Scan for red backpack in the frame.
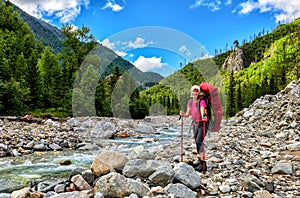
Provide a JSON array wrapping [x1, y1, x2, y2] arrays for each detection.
[[199, 82, 222, 132]]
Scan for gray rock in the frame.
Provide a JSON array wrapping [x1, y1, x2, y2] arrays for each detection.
[[91, 121, 116, 138], [271, 162, 293, 174], [123, 159, 166, 178], [148, 164, 174, 187], [174, 162, 201, 189], [134, 123, 154, 134], [242, 175, 264, 192], [50, 191, 89, 198], [94, 172, 150, 197], [219, 184, 231, 193], [128, 145, 154, 160], [165, 183, 197, 198]]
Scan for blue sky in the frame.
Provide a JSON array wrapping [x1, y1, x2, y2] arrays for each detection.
[[10, 0, 300, 76]]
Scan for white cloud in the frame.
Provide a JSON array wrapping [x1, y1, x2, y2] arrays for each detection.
[[178, 45, 192, 57], [190, 0, 221, 12], [101, 38, 115, 50], [239, 1, 259, 15], [101, 38, 127, 57], [132, 56, 165, 72], [102, 0, 124, 12], [56, 6, 81, 23], [225, 0, 232, 6], [194, 54, 213, 60], [127, 37, 153, 49], [10, 0, 90, 23], [115, 50, 127, 57], [238, 0, 300, 23]]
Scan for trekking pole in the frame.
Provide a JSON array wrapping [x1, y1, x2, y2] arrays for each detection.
[[203, 121, 206, 161], [179, 115, 184, 162]]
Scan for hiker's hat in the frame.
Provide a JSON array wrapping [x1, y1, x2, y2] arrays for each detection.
[[191, 85, 200, 93]]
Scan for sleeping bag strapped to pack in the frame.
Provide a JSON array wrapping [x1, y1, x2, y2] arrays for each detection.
[[200, 82, 222, 132]]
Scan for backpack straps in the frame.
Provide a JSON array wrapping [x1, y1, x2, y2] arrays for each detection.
[[199, 96, 208, 116], [189, 98, 200, 113]]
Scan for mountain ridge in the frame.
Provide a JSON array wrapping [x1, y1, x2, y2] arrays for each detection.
[[11, 1, 164, 83], [12, 3, 64, 53]]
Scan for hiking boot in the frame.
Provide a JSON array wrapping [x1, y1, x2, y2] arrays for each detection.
[[202, 160, 207, 172], [193, 157, 201, 166], [195, 160, 207, 172]]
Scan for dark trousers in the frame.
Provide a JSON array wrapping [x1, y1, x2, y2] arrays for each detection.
[[193, 122, 207, 153]]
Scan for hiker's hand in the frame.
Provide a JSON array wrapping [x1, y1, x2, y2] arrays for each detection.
[[202, 116, 208, 122], [180, 111, 185, 116]]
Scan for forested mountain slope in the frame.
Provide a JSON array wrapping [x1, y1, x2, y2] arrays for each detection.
[[0, 1, 162, 118], [141, 18, 300, 117], [10, 1, 163, 84], [11, 2, 64, 53]]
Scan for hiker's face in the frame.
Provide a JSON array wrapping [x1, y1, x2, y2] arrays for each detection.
[[192, 89, 199, 97]]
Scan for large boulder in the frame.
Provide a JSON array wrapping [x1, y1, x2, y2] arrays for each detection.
[[91, 151, 129, 177], [94, 172, 150, 198], [91, 121, 116, 139]]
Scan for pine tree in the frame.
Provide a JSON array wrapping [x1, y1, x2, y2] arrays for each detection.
[[59, 24, 97, 110], [95, 78, 111, 117], [25, 49, 42, 108], [73, 65, 99, 117], [236, 80, 242, 110], [37, 47, 60, 109], [226, 70, 235, 117], [0, 2, 39, 115]]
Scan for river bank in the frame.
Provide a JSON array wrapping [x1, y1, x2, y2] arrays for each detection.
[[1, 80, 300, 198]]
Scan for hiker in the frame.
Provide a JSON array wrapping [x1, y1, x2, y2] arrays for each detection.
[[180, 85, 208, 171]]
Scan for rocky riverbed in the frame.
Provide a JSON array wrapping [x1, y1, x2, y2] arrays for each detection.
[[0, 80, 300, 198]]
